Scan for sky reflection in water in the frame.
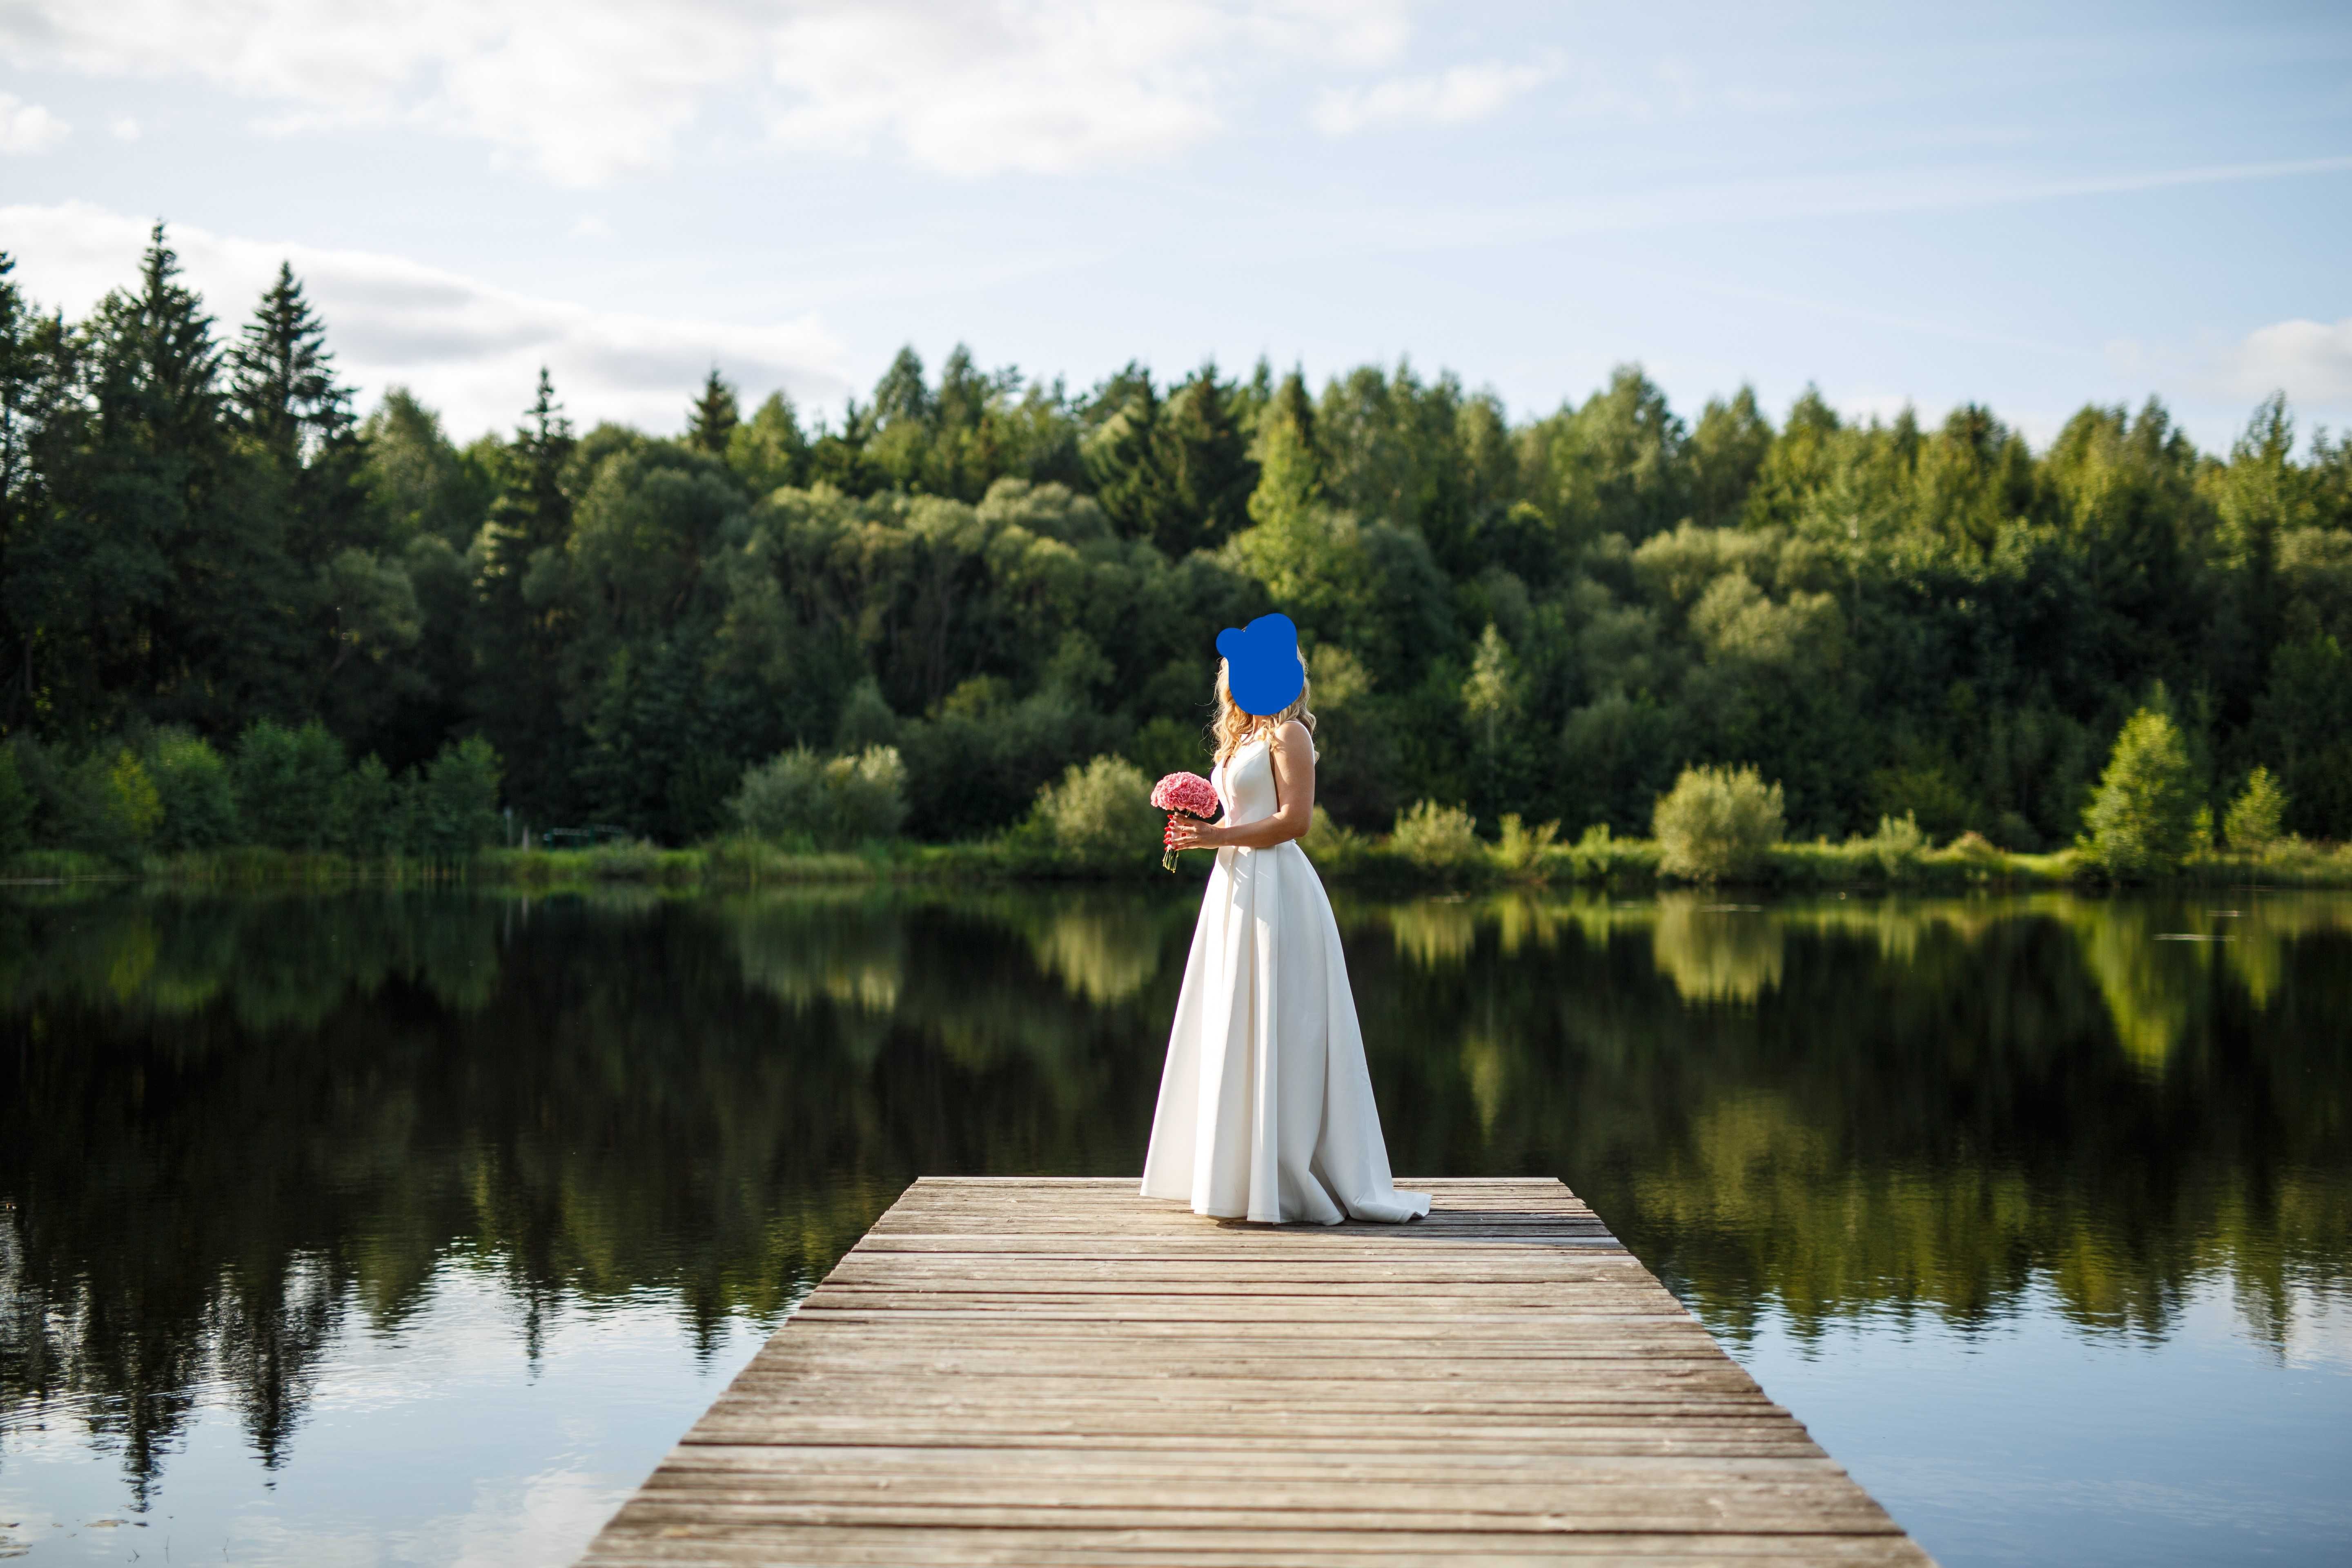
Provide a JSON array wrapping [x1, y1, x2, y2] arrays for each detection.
[[1, 886, 2346, 1565]]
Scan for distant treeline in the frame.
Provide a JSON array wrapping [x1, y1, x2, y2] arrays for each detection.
[[3, 224, 2350, 858]]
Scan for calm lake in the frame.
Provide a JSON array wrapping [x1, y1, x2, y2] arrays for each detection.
[[2, 885, 2348, 1565]]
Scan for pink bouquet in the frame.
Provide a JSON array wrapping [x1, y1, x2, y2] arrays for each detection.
[[1151, 771, 1220, 871]]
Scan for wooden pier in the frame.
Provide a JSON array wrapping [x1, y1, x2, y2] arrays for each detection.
[[579, 1177, 1935, 1566]]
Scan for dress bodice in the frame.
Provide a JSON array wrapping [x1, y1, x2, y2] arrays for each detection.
[[1212, 736, 1278, 829]]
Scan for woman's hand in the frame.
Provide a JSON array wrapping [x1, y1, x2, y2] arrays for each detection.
[[1164, 815, 1224, 852]]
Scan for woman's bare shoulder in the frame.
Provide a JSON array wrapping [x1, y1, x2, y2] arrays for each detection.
[[1271, 719, 1317, 760]]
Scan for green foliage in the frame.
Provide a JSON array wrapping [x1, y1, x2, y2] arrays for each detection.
[[1493, 813, 1559, 873], [1653, 764, 1785, 882], [5, 237, 2351, 868], [1855, 811, 1927, 882], [361, 387, 497, 548], [687, 368, 739, 456], [332, 754, 405, 857], [1123, 715, 1210, 784], [2255, 634, 2352, 840], [235, 719, 347, 851], [2223, 767, 2288, 855], [151, 733, 239, 851], [1301, 804, 1372, 871], [1034, 755, 1158, 870], [105, 750, 164, 849], [416, 735, 504, 859], [731, 745, 908, 850], [2080, 708, 2199, 878], [1391, 800, 1481, 870], [0, 746, 28, 861], [726, 391, 809, 495]]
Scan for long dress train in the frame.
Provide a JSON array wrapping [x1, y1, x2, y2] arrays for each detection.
[[1140, 733, 1429, 1224]]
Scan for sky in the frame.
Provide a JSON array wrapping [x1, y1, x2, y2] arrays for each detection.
[[1, 0, 2347, 453]]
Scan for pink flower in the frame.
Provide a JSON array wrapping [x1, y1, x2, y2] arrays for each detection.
[[1152, 771, 1219, 871], [1151, 772, 1219, 818]]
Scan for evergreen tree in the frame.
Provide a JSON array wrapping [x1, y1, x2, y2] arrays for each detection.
[[2080, 706, 2199, 877], [232, 263, 351, 469], [935, 345, 989, 434], [0, 252, 49, 734], [872, 346, 933, 428], [1162, 363, 1256, 556], [688, 368, 739, 457], [1246, 370, 1322, 531], [727, 390, 809, 494], [1688, 386, 1772, 528], [473, 369, 577, 820], [1083, 368, 1180, 546], [41, 225, 301, 733]]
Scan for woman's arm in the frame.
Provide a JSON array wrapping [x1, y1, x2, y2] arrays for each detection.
[[1165, 721, 1316, 852]]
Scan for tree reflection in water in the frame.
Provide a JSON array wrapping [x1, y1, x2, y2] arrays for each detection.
[[0, 886, 2345, 1499]]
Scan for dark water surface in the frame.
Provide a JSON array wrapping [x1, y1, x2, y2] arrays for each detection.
[[2, 886, 2347, 1565]]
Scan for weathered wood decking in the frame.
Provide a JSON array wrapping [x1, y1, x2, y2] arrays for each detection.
[[580, 1177, 1935, 1566]]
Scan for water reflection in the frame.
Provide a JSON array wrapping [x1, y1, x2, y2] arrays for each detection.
[[1343, 890, 2351, 1353], [1, 885, 2347, 1554]]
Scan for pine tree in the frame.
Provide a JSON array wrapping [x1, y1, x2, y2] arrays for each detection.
[[0, 252, 44, 731], [1163, 362, 1256, 555], [1246, 369, 1322, 531], [688, 368, 739, 457], [1082, 368, 1179, 547], [232, 263, 350, 464], [51, 224, 301, 732], [473, 369, 577, 819], [872, 346, 932, 428], [2080, 706, 2198, 877], [230, 263, 379, 734]]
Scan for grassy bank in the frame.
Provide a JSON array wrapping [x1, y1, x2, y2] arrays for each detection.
[[11, 829, 2351, 893]]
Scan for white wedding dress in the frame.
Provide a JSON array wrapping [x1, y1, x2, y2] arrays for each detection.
[[1140, 732, 1430, 1224]]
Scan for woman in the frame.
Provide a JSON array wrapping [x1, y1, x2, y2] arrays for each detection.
[[1140, 614, 1430, 1225]]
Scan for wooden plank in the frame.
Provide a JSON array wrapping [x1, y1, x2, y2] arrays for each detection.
[[577, 1178, 1935, 1567]]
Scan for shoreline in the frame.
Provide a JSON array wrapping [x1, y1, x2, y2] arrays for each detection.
[[8, 834, 2350, 893]]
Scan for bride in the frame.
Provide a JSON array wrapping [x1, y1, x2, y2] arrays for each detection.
[[1140, 614, 1430, 1225]]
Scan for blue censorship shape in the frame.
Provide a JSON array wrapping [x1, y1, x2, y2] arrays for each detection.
[[1217, 613, 1304, 716]]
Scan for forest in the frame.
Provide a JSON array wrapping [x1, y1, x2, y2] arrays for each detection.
[[3, 224, 2349, 860]]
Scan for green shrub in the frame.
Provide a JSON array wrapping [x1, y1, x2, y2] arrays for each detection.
[[151, 732, 238, 851], [235, 719, 347, 850], [0, 747, 30, 862], [105, 749, 163, 854], [1036, 754, 1158, 870], [1858, 811, 1926, 881], [732, 744, 908, 849], [1125, 715, 1210, 784], [8, 737, 91, 854], [1566, 822, 1623, 879], [2223, 766, 2288, 854], [1493, 813, 1559, 874], [1653, 764, 1784, 882], [332, 754, 405, 857], [2079, 708, 2197, 878], [1391, 801, 1481, 870], [416, 736, 504, 859], [1301, 804, 1371, 871]]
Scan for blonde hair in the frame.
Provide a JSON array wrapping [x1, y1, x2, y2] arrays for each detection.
[[1212, 655, 1316, 764]]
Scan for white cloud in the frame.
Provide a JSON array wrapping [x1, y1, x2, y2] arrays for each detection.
[[0, 203, 851, 439], [0, 91, 69, 153], [109, 114, 140, 141], [2226, 317, 2352, 406], [0, 0, 1415, 183], [1313, 56, 1558, 136]]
